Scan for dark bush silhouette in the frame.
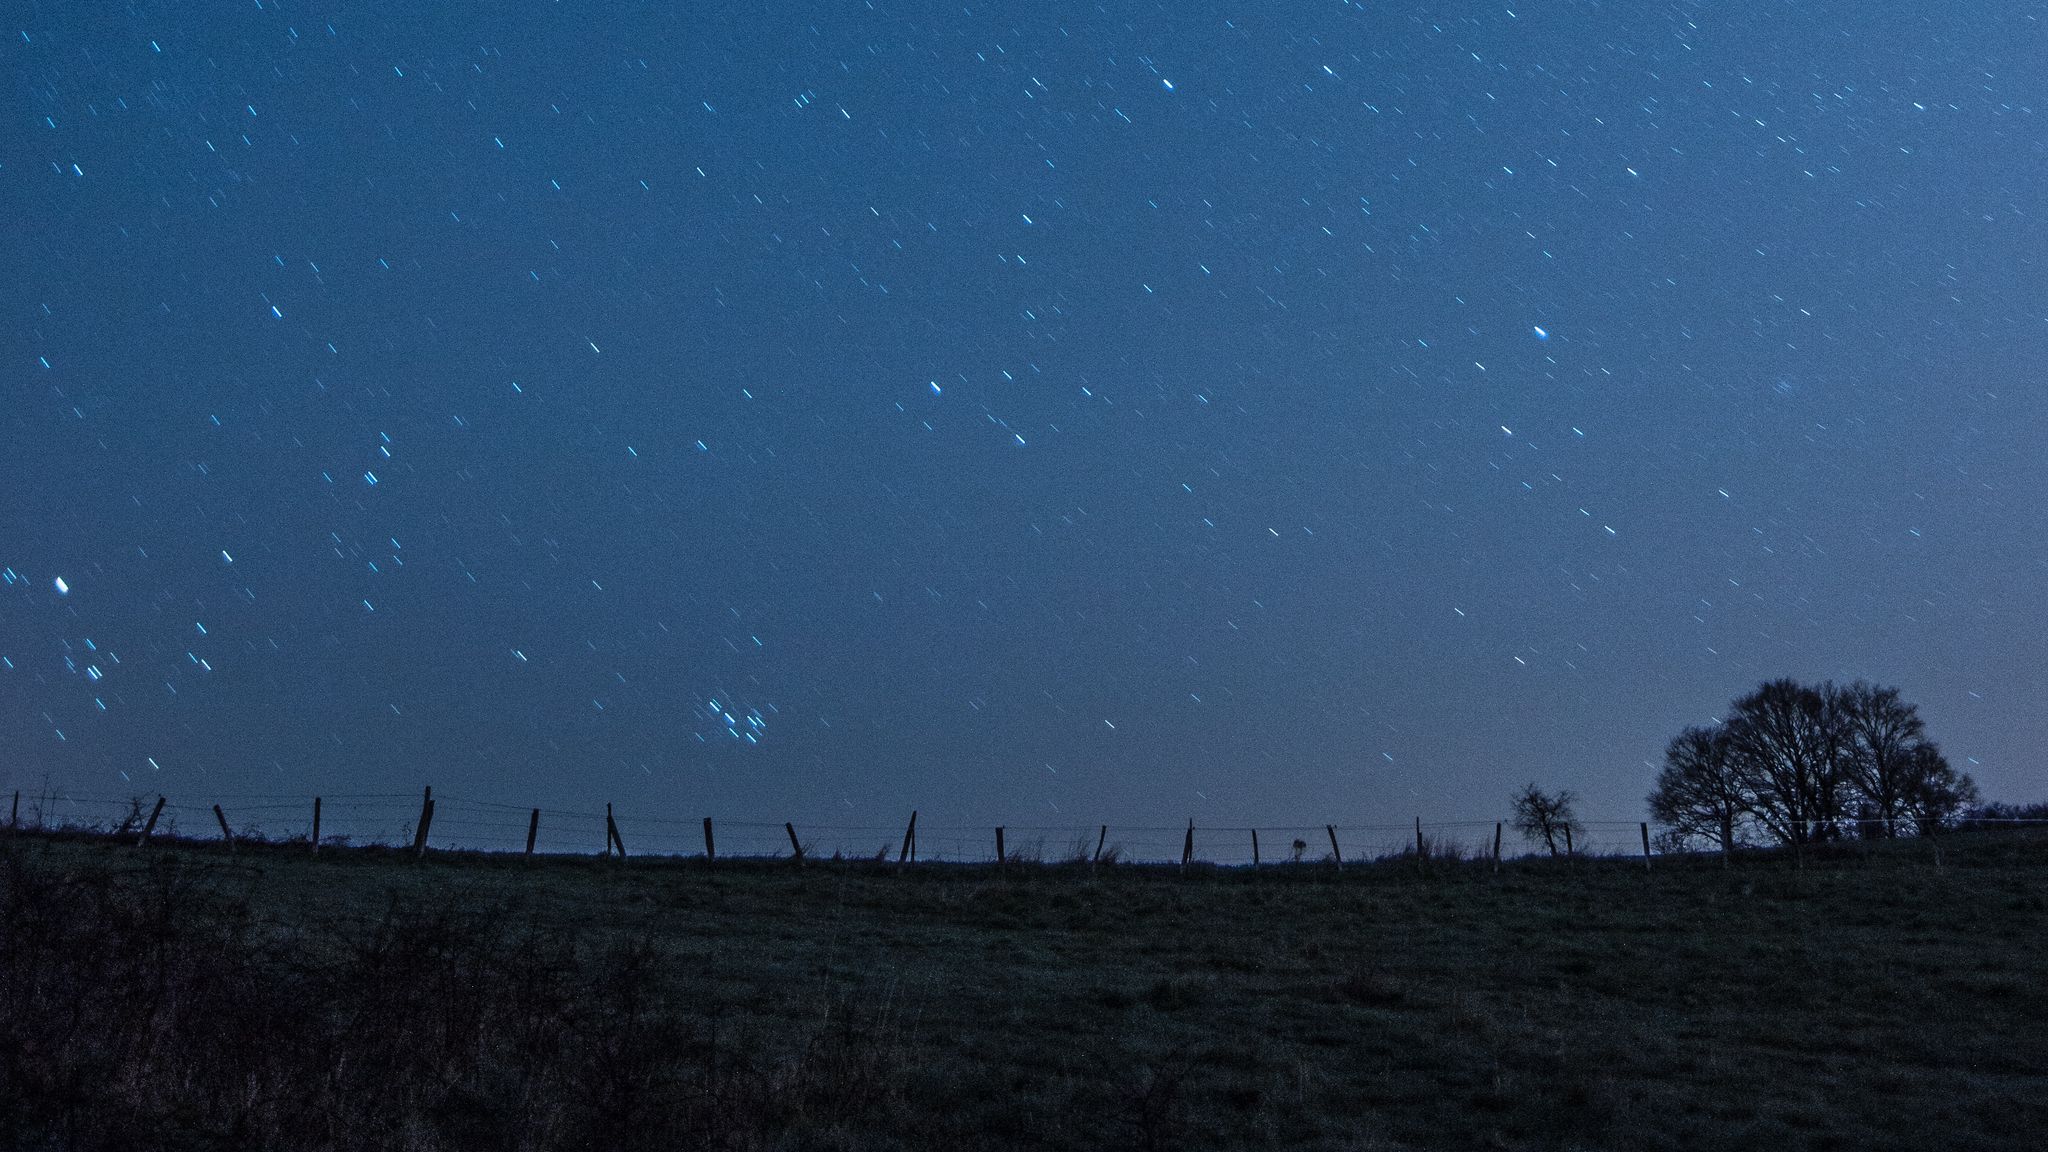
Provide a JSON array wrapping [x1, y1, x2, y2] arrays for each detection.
[[1960, 801, 2048, 834]]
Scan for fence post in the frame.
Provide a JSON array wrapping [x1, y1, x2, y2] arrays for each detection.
[[411, 787, 433, 856], [608, 805, 627, 860], [899, 810, 918, 865], [1251, 828, 1260, 868], [1640, 822, 1652, 871], [995, 826, 1006, 868], [1493, 822, 1503, 871], [786, 821, 804, 864], [1327, 824, 1343, 870], [1093, 824, 1107, 868], [525, 808, 540, 855], [702, 816, 714, 862], [213, 804, 236, 854], [1181, 819, 1194, 872], [1564, 825, 1574, 859], [1415, 816, 1426, 871], [310, 796, 321, 854], [135, 795, 166, 848]]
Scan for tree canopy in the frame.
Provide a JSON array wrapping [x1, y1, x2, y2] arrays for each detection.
[[1648, 679, 1973, 850]]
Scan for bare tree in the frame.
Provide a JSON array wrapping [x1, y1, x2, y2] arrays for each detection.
[[1900, 744, 1977, 835], [1654, 679, 1973, 849], [1648, 725, 1748, 851], [1836, 681, 1927, 838], [1510, 784, 1581, 858], [1722, 679, 1845, 846]]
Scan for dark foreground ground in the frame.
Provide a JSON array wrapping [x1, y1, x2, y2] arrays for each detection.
[[4, 829, 2046, 1151]]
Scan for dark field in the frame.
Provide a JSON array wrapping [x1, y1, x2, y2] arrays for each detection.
[[5, 830, 2046, 1151]]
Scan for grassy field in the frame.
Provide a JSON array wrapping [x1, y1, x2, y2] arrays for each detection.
[[5, 829, 2046, 1151]]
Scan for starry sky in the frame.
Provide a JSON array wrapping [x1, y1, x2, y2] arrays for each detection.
[[5, 1, 2044, 844]]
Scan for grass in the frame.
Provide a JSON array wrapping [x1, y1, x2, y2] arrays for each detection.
[[4, 827, 2046, 1150]]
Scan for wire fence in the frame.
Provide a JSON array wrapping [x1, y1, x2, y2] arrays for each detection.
[[5, 786, 2042, 867]]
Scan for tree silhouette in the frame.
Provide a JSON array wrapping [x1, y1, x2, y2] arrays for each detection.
[[1651, 679, 1973, 848], [1648, 725, 1747, 851], [1510, 784, 1581, 857], [1900, 744, 1978, 835], [1721, 679, 1844, 846]]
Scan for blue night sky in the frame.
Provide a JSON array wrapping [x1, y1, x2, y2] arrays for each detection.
[[4, 1, 2044, 842]]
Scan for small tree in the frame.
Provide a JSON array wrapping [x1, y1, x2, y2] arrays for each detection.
[[1511, 784, 1581, 858]]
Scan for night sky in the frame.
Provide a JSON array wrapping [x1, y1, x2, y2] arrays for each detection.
[[6, 1, 2045, 849]]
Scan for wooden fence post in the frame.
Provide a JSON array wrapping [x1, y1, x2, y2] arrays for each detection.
[[1181, 819, 1194, 872], [702, 816, 714, 862], [310, 796, 321, 854], [213, 804, 236, 854], [411, 787, 433, 855], [1327, 824, 1343, 869], [135, 795, 166, 848], [1415, 816, 1426, 870], [1251, 828, 1260, 868], [1564, 825, 1574, 858], [995, 826, 1006, 867], [785, 821, 804, 864], [1493, 822, 1503, 871], [1640, 822, 1652, 871], [525, 808, 540, 855], [1093, 824, 1107, 868], [899, 810, 918, 865], [607, 805, 627, 860]]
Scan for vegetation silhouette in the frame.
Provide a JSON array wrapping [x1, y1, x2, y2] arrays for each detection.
[[1650, 679, 1975, 851]]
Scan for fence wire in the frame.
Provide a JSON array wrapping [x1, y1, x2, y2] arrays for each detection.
[[4, 786, 2040, 866]]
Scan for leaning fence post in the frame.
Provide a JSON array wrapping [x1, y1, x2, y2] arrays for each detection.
[[702, 816, 714, 862], [525, 808, 540, 855], [135, 795, 166, 848], [785, 821, 804, 864], [607, 805, 627, 860], [1564, 825, 1574, 858], [310, 796, 322, 854], [1493, 822, 1503, 871], [1251, 828, 1260, 868], [411, 787, 434, 855], [1181, 819, 1195, 872], [1093, 824, 1107, 868], [213, 804, 236, 854], [1327, 824, 1343, 870], [995, 826, 1006, 867], [1640, 822, 1652, 871], [899, 810, 918, 865]]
